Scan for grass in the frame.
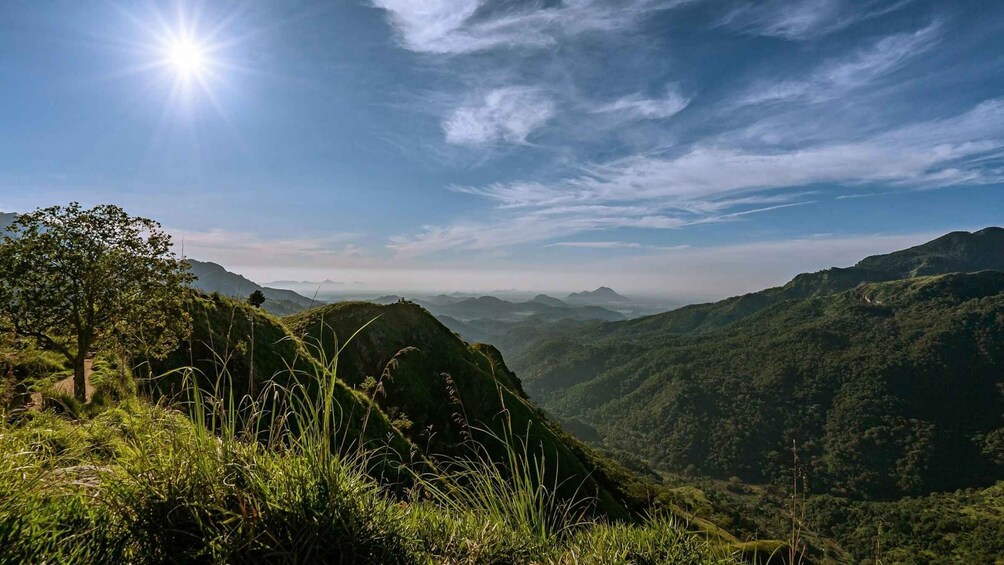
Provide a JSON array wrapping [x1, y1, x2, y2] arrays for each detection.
[[0, 333, 745, 564]]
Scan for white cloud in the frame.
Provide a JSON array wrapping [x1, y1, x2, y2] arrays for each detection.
[[592, 86, 691, 120], [740, 22, 941, 105], [443, 87, 556, 145], [720, 0, 912, 41], [396, 99, 1004, 255], [387, 203, 701, 256], [457, 98, 1004, 208], [372, 0, 692, 55], [169, 228, 371, 270], [546, 241, 691, 250]]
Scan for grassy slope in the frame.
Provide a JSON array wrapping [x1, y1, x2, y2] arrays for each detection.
[[147, 292, 415, 465], [185, 259, 319, 316], [285, 301, 656, 521], [0, 401, 743, 564]]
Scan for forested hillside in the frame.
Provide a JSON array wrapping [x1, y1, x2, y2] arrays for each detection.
[[519, 272, 1004, 499], [152, 294, 660, 519]]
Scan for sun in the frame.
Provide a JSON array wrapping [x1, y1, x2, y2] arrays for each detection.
[[168, 38, 205, 77], [165, 36, 208, 81]]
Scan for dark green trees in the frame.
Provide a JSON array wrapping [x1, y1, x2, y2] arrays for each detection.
[[248, 289, 267, 308]]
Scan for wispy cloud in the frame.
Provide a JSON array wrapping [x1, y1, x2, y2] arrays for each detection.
[[463, 98, 1004, 206], [592, 85, 691, 120], [372, 0, 693, 55], [739, 22, 941, 105], [443, 86, 556, 145], [720, 0, 912, 41], [546, 241, 691, 250], [394, 98, 1004, 255], [169, 228, 371, 269]]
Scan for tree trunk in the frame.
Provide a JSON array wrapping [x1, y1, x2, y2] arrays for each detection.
[[73, 355, 87, 403]]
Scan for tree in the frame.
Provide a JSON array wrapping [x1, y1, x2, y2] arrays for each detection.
[[0, 203, 193, 402], [248, 289, 267, 308]]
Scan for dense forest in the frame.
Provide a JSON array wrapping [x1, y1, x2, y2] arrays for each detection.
[[519, 272, 1004, 498], [507, 229, 1004, 561]]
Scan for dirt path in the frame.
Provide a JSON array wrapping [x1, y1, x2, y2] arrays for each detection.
[[51, 358, 95, 402]]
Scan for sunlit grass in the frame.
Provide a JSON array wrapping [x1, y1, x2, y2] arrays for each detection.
[[0, 326, 743, 564]]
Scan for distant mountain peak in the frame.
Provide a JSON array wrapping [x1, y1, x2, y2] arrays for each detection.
[[567, 286, 630, 304]]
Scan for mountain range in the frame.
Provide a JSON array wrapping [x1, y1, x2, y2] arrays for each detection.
[[603, 227, 1004, 338], [184, 259, 320, 316], [511, 228, 1004, 502]]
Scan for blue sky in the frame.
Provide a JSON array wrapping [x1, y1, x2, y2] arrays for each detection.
[[1, 0, 1002, 298]]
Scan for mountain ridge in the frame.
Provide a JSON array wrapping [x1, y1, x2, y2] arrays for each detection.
[[184, 258, 320, 316], [605, 227, 1004, 338]]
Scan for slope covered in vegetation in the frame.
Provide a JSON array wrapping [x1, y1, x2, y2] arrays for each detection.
[[186, 259, 319, 316], [146, 292, 412, 461], [285, 300, 653, 519], [518, 272, 1004, 500], [602, 227, 1004, 338], [0, 292, 763, 564], [1, 397, 745, 564]]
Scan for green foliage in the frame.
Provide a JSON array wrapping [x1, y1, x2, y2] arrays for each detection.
[[669, 473, 1004, 564], [286, 301, 658, 520], [185, 258, 317, 316], [147, 291, 414, 468], [598, 227, 1004, 339], [518, 273, 1004, 500], [0, 203, 192, 401], [0, 370, 739, 564], [248, 289, 267, 308], [0, 336, 66, 411]]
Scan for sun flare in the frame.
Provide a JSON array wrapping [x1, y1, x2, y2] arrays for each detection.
[[166, 37, 207, 80]]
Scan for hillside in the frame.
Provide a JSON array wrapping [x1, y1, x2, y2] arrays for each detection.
[[2, 293, 763, 562], [607, 227, 1004, 338], [284, 300, 649, 519], [856, 226, 1004, 276], [185, 259, 319, 316], [517, 272, 1004, 501], [146, 292, 413, 464]]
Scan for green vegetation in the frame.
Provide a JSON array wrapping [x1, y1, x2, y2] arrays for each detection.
[[655, 474, 1004, 564], [0, 203, 192, 401], [601, 227, 1004, 338], [285, 300, 656, 520], [509, 228, 1004, 562], [519, 272, 1004, 498], [4, 204, 1001, 562], [0, 336, 744, 564], [0, 275, 758, 562]]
